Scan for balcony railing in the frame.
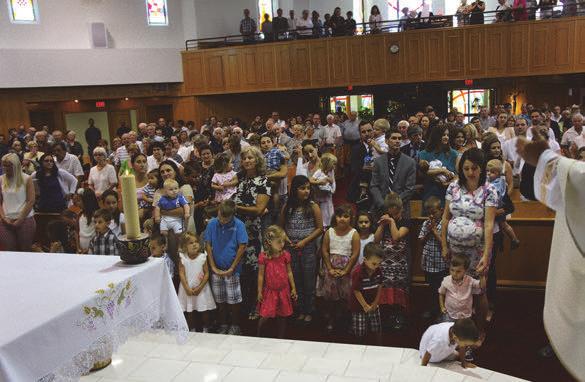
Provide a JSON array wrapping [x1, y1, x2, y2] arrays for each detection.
[[185, 5, 570, 50]]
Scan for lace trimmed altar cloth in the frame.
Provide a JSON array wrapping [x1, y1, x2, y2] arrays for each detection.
[[0, 252, 188, 381]]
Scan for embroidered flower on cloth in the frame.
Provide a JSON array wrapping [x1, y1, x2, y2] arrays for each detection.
[[77, 279, 136, 331]]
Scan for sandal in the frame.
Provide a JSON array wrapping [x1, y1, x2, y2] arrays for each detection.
[[248, 311, 260, 320], [304, 315, 312, 323], [296, 314, 306, 321]]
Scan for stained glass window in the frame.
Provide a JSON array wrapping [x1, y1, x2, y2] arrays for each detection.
[[146, 0, 168, 26], [258, 0, 272, 21], [448, 89, 493, 122], [8, 0, 37, 23]]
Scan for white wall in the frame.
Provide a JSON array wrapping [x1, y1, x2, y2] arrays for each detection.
[[0, 0, 189, 88], [192, 0, 256, 39]]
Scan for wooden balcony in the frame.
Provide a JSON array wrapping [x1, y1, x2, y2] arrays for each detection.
[[181, 16, 585, 96]]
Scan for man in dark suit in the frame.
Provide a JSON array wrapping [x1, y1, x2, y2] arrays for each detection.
[[400, 125, 425, 162], [370, 127, 416, 217], [348, 121, 373, 203]]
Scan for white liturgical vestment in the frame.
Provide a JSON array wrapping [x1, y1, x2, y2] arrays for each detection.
[[534, 149, 585, 380]]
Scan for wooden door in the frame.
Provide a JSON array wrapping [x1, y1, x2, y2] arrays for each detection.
[[146, 104, 173, 125], [109, 110, 131, 139]]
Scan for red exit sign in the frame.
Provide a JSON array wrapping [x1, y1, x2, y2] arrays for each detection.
[[95, 101, 106, 108]]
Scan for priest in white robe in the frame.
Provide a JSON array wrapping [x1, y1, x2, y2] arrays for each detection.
[[516, 129, 585, 380]]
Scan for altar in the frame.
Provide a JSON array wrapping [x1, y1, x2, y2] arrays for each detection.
[[0, 252, 188, 381]]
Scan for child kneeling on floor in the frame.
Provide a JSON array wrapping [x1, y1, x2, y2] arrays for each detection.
[[419, 318, 480, 369]]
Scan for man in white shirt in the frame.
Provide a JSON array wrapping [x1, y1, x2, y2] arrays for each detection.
[[296, 10, 313, 37], [397, 120, 410, 147], [232, 127, 250, 148], [271, 111, 286, 129], [561, 113, 584, 152], [115, 133, 131, 166], [53, 141, 84, 183], [321, 114, 342, 147], [287, 10, 297, 32], [478, 107, 495, 132], [342, 111, 361, 145]]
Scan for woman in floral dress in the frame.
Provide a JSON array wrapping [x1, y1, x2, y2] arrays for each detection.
[[440, 148, 497, 328], [233, 146, 271, 319]]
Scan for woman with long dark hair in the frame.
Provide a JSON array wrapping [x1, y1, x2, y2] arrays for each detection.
[[369, 5, 382, 33], [419, 126, 460, 203], [279, 175, 323, 323], [33, 153, 78, 213]]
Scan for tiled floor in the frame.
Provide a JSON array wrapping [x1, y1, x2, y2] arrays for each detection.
[[81, 331, 528, 382]]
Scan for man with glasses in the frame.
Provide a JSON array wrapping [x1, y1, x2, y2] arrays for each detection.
[[53, 141, 84, 184]]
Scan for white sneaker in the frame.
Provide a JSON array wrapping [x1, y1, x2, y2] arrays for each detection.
[[217, 325, 229, 334], [227, 325, 241, 335]]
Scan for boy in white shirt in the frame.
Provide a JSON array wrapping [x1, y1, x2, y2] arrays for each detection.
[[419, 318, 480, 369]]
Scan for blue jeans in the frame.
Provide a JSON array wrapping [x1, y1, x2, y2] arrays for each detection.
[[290, 246, 317, 315]]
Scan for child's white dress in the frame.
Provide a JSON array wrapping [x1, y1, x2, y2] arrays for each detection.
[[177, 252, 217, 313]]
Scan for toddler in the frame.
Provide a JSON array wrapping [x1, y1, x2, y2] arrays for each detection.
[[178, 232, 216, 332], [419, 318, 480, 369], [319, 204, 360, 331], [439, 254, 485, 321], [211, 152, 238, 202], [102, 189, 125, 239], [349, 243, 384, 343], [139, 169, 159, 216], [257, 226, 297, 338], [311, 152, 337, 227], [77, 188, 99, 254], [88, 209, 119, 256], [154, 179, 191, 235], [375, 192, 410, 330], [260, 135, 287, 221], [486, 159, 520, 248], [149, 233, 175, 279], [418, 196, 449, 318], [419, 159, 455, 186]]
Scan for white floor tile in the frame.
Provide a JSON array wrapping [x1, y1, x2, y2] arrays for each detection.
[[344, 359, 394, 379], [260, 353, 308, 371], [432, 368, 466, 382], [436, 362, 494, 380], [79, 376, 102, 382], [133, 330, 177, 344], [363, 346, 404, 363], [115, 340, 159, 357], [487, 372, 526, 382], [182, 346, 230, 363], [188, 332, 228, 348], [288, 340, 330, 358], [323, 343, 366, 361], [254, 337, 295, 354], [218, 335, 260, 350], [147, 343, 195, 360], [327, 376, 379, 382], [91, 355, 145, 379], [400, 348, 422, 366], [464, 376, 486, 382], [172, 362, 233, 382], [275, 371, 327, 382], [302, 357, 349, 376], [220, 349, 269, 367], [223, 367, 279, 382], [388, 364, 438, 382], [127, 358, 189, 381]]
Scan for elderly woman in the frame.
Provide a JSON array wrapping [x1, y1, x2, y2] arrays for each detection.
[[88, 147, 117, 198], [441, 148, 497, 329], [233, 146, 271, 320], [0, 153, 36, 251], [33, 153, 78, 213]]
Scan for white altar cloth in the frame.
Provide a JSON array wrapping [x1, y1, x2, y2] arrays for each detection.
[[0, 252, 188, 382]]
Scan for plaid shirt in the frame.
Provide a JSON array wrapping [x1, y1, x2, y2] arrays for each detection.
[[264, 147, 285, 171], [240, 17, 257, 34], [89, 229, 120, 256], [418, 219, 448, 273]]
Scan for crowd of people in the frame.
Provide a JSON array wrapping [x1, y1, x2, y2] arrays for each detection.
[[235, 1, 579, 43], [1, 101, 583, 367]]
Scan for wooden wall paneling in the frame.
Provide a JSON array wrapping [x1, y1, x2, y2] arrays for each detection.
[[223, 49, 242, 91], [347, 37, 367, 85], [257, 46, 276, 89], [443, 28, 465, 80], [203, 50, 226, 93], [465, 26, 486, 77], [0, 98, 29, 136], [574, 19, 585, 71], [403, 31, 426, 81], [485, 24, 508, 77], [182, 52, 205, 94], [290, 42, 311, 87], [529, 22, 550, 73], [508, 23, 530, 74], [309, 39, 330, 88], [241, 50, 259, 89], [365, 34, 387, 84], [274, 44, 293, 88], [328, 38, 349, 86], [425, 31, 445, 81], [173, 96, 197, 122], [552, 20, 574, 71], [385, 34, 404, 83]]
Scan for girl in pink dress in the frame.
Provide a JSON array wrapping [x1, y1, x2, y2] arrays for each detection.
[[257, 225, 297, 338]]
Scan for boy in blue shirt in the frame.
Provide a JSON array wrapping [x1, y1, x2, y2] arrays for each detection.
[[154, 179, 190, 236], [204, 200, 248, 335]]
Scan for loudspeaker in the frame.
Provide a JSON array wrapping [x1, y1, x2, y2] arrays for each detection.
[[90, 22, 108, 48]]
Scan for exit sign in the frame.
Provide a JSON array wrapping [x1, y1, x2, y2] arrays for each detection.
[[96, 101, 106, 108], [464, 79, 474, 86]]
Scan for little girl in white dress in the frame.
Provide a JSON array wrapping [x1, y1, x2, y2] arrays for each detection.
[[177, 232, 216, 332]]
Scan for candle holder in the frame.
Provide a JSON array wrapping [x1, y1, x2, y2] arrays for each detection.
[[117, 233, 151, 264]]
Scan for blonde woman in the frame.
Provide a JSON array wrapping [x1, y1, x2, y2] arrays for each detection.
[[0, 153, 36, 251]]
